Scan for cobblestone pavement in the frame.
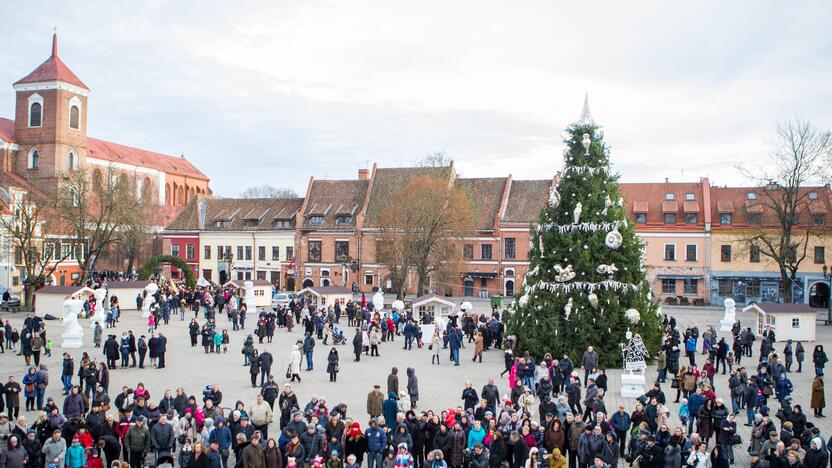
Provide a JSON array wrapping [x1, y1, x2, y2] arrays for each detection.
[[0, 306, 828, 466]]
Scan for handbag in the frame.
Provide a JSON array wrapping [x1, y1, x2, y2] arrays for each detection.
[[285, 366, 291, 379], [428, 344, 433, 350], [762, 385, 773, 396], [731, 434, 742, 445], [671, 379, 679, 389]]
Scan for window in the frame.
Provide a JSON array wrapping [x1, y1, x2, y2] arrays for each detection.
[[68, 151, 77, 171], [505, 269, 515, 277], [186, 244, 194, 260], [272, 246, 279, 261], [309, 215, 324, 226], [791, 317, 800, 328], [204, 245, 211, 259], [748, 213, 761, 225], [664, 213, 677, 224], [308, 241, 322, 262], [286, 246, 294, 260], [171, 244, 180, 257], [504, 238, 516, 259], [14, 246, 22, 265], [463, 244, 473, 260], [808, 191, 818, 200], [273, 219, 293, 229], [664, 193, 675, 201], [720, 213, 732, 225], [746, 192, 757, 200], [245, 246, 252, 260], [718, 279, 733, 296], [815, 246, 825, 264], [661, 279, 675, 294], [243, 219, 259, 228], [685, 244, 697, 261], [226, 246, 231, 258], [335, 241, 350, 262], [746, 280, 760, 297], [481, 244, 493, 260], [335, 215, 352, 226], [685, 213, 698, 224], [69, 105, 80, 130], [364, 274, 374, 286], [256, 271, 266, 280], [217, 246, 223, 259], [664, 244, 676, 261], [720, 245, 732, 262], [812, 214, 825, 226], [635, 213, 647, 224], [258, 246, 266, 261], [480, 277, 488, 287], [237, 246, 243, 260], [27, 149, 39, 169], [320, 269, 330, 277], [750, 245, 761, 263], [685, 193, 695, 201], [683, 279, 697, 295], [29, 100, 42, 127]]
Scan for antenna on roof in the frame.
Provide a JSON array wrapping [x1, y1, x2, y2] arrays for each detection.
[[180, 153, 185, 159]]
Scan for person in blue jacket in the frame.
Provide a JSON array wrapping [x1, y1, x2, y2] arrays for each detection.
[[383, 392, 398, 429], [364, 418, 387, 468], [448, 330, 461, 366], [209, 417, 233, 468]]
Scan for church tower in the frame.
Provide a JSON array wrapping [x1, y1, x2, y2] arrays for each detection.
[[13, 33, 88, 180]]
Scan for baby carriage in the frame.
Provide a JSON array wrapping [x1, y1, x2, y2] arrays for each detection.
[[331, 325, 347, 345]]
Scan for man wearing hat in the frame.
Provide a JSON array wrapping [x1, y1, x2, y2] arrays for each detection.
[[366, 385, 383, 419], [41, 429, 66, 468], [124, 415, 150, 468]]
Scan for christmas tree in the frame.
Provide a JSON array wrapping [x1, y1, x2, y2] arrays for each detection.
[[506, 97, 662, 368]]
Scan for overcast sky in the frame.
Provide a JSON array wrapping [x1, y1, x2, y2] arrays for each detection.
[[1, 1, 830, 196]]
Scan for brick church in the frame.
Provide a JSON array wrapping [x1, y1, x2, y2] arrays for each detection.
[[0, 34, 211, 288]]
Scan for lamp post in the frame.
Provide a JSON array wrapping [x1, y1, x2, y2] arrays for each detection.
[[823, 265, 832, 325]]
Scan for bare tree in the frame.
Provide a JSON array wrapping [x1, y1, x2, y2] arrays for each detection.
[[739, 118, 831, 302], [415, 151, 453, 168], [239, 185, 298, 198], [57, 167, 142, 284], [378, 175, 472, 297], [0, 191, 72, 306]]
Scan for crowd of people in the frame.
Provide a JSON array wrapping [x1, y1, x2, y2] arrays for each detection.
[[0, 278, 830, 468]]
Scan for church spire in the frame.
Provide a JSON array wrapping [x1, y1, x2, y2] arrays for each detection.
[[52, 30, 58, 57], [578, 92, 594, 125]]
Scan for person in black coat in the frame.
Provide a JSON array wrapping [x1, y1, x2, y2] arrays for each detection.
[[327, 348, 339, 382], [156, 333, 167, 368], [509, 431, 529, 468], [103, 336, 119, 369], [259, 349, 273, 384], [248, 350, 260, 387], [352, 329, 363, 362]]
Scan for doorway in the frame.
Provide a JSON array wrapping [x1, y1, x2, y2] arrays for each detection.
[[463, 278, 474, 297], [809, 282, 830, 308]]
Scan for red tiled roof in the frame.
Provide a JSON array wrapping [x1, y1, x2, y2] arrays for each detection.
[[710, 186, 832, 228], [0, 118, 15, 144], [620, 182, 704, 227], [502, 179, 550, 223], [14, 34, 89, 91], [457, 177, 508, 231], [87, 138, 208, 180]]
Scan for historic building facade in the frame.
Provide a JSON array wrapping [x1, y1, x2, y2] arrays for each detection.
[[0, 34, 211, 291]]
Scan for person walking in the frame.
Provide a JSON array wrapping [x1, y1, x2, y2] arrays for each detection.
[[249, 349, 261, 387], [288, 346, 302, 383], [431, 333, 441, 365], [259, 348, 274, 385], [406, 368, 419, 410], [303, 334, 316, 371], [580, 347, 598, 388], [813, 345, 828, 376], [472, 332, 484, 363], [796, 342, 805, 372], [811, 375, 825, 417], [327, 348, 340, 382], [352, 329, 363, 362]]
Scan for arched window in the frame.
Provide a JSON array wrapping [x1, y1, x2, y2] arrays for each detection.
[[69, 105, 80, 130], [28, 93, 44, 128], [92, 169, 103, 189], [68, 151, 77, 170], [27, 149, 39, 169], [29, 102, 42, 127]]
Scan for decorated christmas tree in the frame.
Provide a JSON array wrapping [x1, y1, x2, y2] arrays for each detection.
[[506, 97, 662, 368]]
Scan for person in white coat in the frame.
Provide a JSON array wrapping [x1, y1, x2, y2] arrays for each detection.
[[289, 345, 302, 383]]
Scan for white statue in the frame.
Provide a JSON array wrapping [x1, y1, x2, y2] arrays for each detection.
[[720, 298, 736, 332], [90, 288, 107, 329], [244, 281, 257, 312], [142, 282, 159, 319], [61, 299, 85, 348], [620, 332, 648, 398], [573, 202, 582, 224], [563, 298, 573, 321], [372, 292, 385, 311]]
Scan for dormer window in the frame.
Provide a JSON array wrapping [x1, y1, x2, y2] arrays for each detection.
[[28, 93, 43, 128], [746, 192, 757, 200], [243, 219, 259, 228], [664, 193, 675, 201], [335, 215, 352, 226], [215, 220, 231, 228], [273, 219, 294, 229], [685, 193, 695, 201], [309, 215, 324, 226], [808, 191, 818, 200]]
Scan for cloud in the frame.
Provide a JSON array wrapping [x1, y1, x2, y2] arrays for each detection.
[[0, 0, 830, 196]]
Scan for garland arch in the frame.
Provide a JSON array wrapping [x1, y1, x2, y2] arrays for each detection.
[[137, 255, 196, 288]]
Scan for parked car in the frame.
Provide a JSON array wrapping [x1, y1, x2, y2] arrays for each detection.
[[271, 292, 293, 310]]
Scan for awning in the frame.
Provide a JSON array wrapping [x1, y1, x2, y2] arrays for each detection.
[[717, 201, 735, 212], [462, 272, 498, 279], [745, 202, 764, 213], [633, 201, 649, 212], [809, 200, 829, 214], [662, 201, 678, 213], [656, 274, 704, 280], [683, 201, 700, 213]]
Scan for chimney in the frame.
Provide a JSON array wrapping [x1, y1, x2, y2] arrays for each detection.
[[358, 169, 370, 180], [664, 177, 669, 183]]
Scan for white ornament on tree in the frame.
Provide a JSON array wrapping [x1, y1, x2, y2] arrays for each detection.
[[605, 227, 623, 249], [573, 202, 582, 224], [588, 292, 599, 309], [548, 187, 560, 207], [596, 264, 619, 276], [601, 195, 612, 215], [625, 308, 641, 324], [563, 298, 573, 320], [552, 264, 576, 282], [582, 133, 591, 155]]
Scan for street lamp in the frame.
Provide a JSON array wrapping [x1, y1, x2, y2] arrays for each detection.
[[823, 265, 832, 325]]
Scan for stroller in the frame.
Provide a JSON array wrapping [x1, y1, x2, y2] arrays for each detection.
[[331, 325, 347, 345]]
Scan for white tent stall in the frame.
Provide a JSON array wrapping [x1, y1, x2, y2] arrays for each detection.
[[35, 286, 96, 317], [224, 280, 274, 309], [298, 286, 352, 308], [742, 302, 817, 342], [107, 281, 151, 311]]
